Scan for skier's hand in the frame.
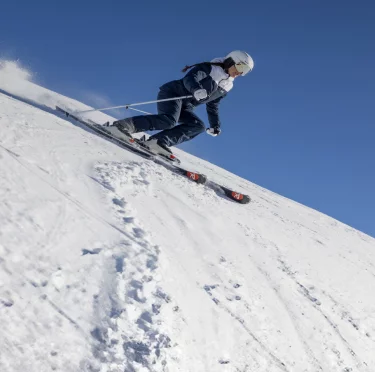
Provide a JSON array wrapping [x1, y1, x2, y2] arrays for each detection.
[[206, 126, 221, 137], [193, 89, 208, 101]]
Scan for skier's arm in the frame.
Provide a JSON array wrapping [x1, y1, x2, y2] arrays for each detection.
[[206, 96, 223, 128], [182, 64, 212, 93]]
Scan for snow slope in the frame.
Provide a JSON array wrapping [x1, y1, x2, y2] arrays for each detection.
[[1, 61, 375, 372]]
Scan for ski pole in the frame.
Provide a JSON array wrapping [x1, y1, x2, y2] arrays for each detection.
[[76, 95, 193, 114], [128, 107, 153, 115]]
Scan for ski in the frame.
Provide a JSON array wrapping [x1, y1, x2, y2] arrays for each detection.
[[55, 106, 250, 204], [56, 106, 207, 185], [213, 185, 251, 204]]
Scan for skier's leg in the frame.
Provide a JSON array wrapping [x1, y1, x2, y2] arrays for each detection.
[[110, 90, 182, 135], [148, 109, 205, 147]]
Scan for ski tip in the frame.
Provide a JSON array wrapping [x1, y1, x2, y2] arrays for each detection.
[[240, 195, 251, 204], [197, 174, 207, 184], [229, 191, 251, 204]]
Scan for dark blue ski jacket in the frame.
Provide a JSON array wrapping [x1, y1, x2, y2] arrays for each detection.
[[159, 58, 234, 128]]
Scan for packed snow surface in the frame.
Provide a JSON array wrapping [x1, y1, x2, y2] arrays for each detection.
[[1, 61, 374, 372]]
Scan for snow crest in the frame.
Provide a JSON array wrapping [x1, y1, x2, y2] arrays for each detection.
[[0, 60, 33, 82]]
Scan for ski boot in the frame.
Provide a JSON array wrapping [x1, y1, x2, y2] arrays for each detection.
[[144, 138, 173, 158], [104, 118, 135, 143]]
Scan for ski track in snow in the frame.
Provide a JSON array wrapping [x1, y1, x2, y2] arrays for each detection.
[[0, 135, 173, 370], [1, 69, 375, 372], [85, 161, 174, 371]]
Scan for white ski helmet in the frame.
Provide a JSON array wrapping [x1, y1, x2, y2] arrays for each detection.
[[225, 50, 254, 75]]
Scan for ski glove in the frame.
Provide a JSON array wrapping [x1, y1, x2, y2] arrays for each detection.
[[193, 89, 208, 101], [206, 126, 221, 137]]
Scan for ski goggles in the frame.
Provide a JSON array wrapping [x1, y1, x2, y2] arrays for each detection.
[[235, 62, 252, 76]]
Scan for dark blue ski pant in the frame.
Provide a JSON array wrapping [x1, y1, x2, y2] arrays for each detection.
[[126, 89, 206, 147]]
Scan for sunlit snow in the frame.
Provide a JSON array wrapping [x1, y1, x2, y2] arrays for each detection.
[[0, 61, 374, 372]]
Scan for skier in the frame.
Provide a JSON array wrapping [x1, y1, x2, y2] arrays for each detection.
[[106, 50, 254, 156]]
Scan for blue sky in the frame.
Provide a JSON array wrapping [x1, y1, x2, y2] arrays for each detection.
[[1, 0, 374, 237]]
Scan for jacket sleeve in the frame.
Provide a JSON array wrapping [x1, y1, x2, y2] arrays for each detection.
[[182, 64, 212, 94], [206, 96, 224, 128]]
